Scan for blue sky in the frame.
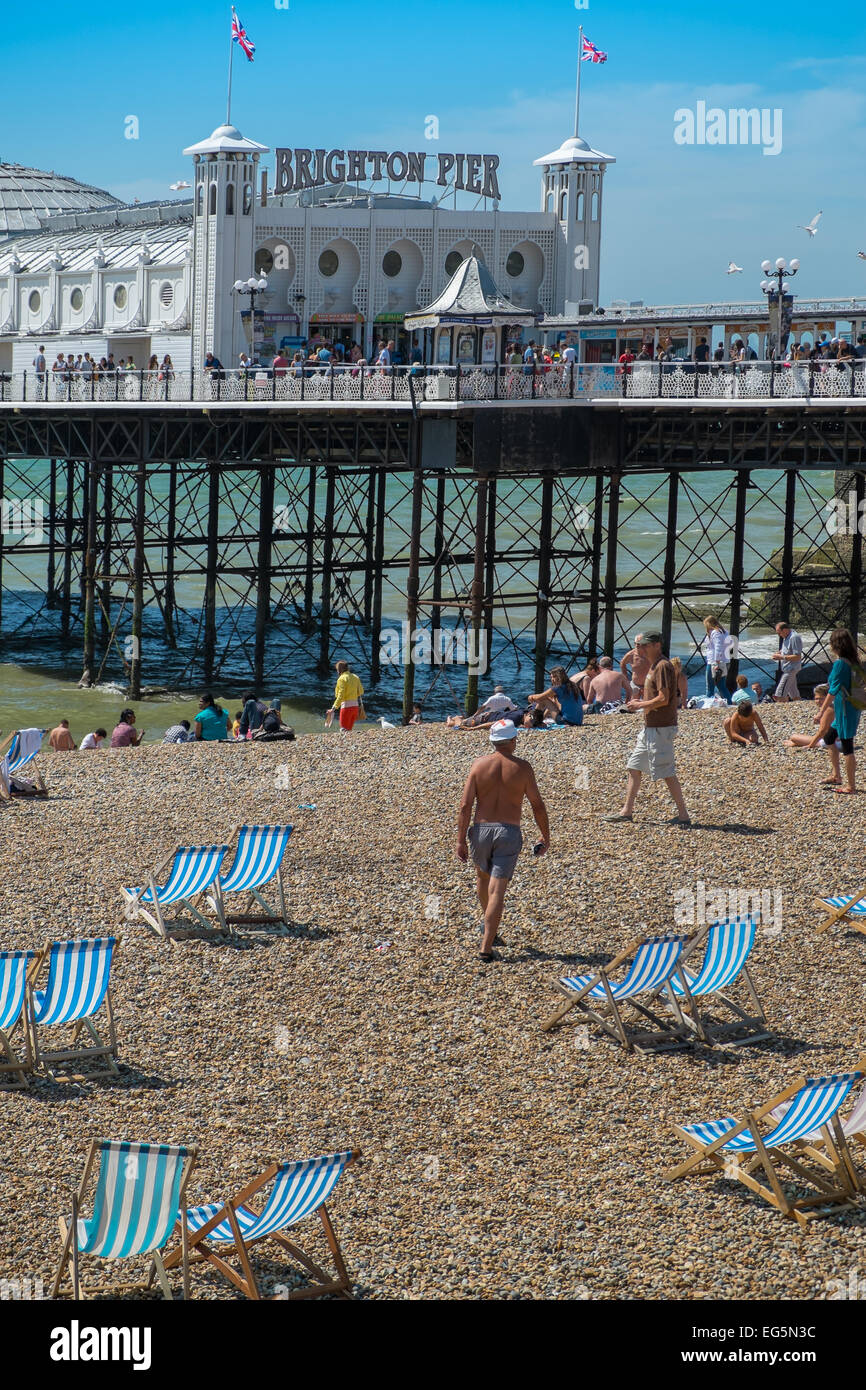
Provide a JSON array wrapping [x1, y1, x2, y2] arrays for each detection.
[[6, 0, 865, 303]]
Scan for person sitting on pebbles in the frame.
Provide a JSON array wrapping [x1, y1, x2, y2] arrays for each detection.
[[783, 685, 837, 751], [723, 700, 770, 747]]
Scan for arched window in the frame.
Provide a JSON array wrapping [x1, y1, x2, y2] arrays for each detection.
[[209, 182, 217, 216], [591, 191, 599, 221], [559, 192, 568, 222], [226, 183, 234, 215], [545, 191, 553, 214], [242, 183, 253, 215], [576, 191, 585, 221], [196, 184, 204, 217]]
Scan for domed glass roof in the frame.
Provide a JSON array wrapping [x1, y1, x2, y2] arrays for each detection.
[[0, 163, 122, 237]]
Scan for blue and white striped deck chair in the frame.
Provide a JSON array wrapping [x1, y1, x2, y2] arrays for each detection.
[[212, 824, 293, 929], [542, 932, 691, 1052], [661, 917, 768, 1045], [121, 844, 229, 937], [666, 1068, 866, 1226], [814, 888, 866, 936], [28, 937, 119, 1077], [164, 1149, 360, 1299], [52, 1139, 197, 1299], [0, 950, 36, 1087], [0, 728, 47, 799]]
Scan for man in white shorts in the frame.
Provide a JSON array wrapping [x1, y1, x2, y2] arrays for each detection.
[[603, 632, 691, 827]]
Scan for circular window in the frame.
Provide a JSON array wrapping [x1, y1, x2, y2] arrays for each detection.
[[28, 290, 41, 313], [160, 282, 174, 309], [382, 250, 402, 278], [445, 251, 464, 277], [318, 248, 339, 278], [70, 288, 83, 311], [113, 284, 128, 310], [506, 250, 525, 279], [255, 247, 274, 275]]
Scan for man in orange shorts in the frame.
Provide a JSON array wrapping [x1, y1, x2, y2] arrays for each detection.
[[325, 659, 364, 732]]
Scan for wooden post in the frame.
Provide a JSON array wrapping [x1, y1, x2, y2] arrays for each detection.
[[82, 458, 99, 681], [61, 458, 75, 641], [586, 472, 605, 656], [47, 458, 57, 607], [317, 466, 335, 674], [303, 464, 316, 629], [254, 463, 275, 686], [465, 472, 488, 715], [533, 472, 554, 692], [603, 472, 621, 657], [129, 459, 146, 700], [727, 469, 750, 689], [203, 460, 220, 685], [661, 469, 680, 655], [370, 467, 387, 684], [164, 459, 177, 649], [402, 455, 425, 720]]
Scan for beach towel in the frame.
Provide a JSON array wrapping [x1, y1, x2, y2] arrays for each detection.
[[15, 729, 44, 762]]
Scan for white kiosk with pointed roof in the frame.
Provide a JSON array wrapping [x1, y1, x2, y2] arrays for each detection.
[[404, 253, 537, 364]]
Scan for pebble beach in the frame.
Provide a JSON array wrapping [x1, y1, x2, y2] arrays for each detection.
[[1, 704, 865, 1300]]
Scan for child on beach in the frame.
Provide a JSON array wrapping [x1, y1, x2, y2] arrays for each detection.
[[723, 700, 770, 747], [731, 674, 752, 705], [783, 685, 839, 751]]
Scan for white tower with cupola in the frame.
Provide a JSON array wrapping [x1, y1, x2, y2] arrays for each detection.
[[183, 124, 269, 368], [534, 133, 614, 313]]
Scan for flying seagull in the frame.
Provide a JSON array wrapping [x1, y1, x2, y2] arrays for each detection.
[[858, 251, 866, 261], [169, 180, 191, 191], [727, 261, 743, 274], [797, 211, 822, 237]]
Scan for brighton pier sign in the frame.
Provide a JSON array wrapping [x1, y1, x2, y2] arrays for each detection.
[[274, 148, 501, 200]]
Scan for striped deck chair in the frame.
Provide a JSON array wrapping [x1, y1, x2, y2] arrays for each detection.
[[121, 844, 229, 937], [163, 1149, 360, 1299], [541, 932, 692, 1052], [211, 823, 293, 929], [0, 728, 47, 799], [0, 950, 36, 1087], [813, 889, 866, 936], [53, 1139, 197, 1299], [661, 917, 769, 1045], [665, 1069, 865, 1226], [28, 937, 119, 1077]]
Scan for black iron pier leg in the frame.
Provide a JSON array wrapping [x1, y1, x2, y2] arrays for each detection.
[[533, 472, 554, 693], [603, 473, 621, 657], [61, 459, 75, 642], [255, 464, 275, 687], [465, 473, 489, 715], [47, 458, 57, 607], [129, 459, 146, 700], [370, 467, 387, 685], [164, 460, 177, 649], [402, 463, 425, 720], [728, 469, 750, 690], [363, 467, 376, 625], [318, 467, 336, 675], [661, 470, 680, 655], [0, 457, 4, 633], [100, 463, 112, 647], [484, 474, 497, 671], [431, 470, 446, 659], [303, 465, 316, 630], [82, 459, 99, 683], [203, 461, 220, 686], [586, 472, 605, 657], [779, 469, 797, 626], [849, 470, 865, 638]]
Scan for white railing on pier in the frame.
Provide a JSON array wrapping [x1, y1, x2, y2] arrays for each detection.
[[2, 360, 865, 406]]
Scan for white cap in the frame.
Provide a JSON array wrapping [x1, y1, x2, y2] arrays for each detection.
[[489, 719, 519, 743]]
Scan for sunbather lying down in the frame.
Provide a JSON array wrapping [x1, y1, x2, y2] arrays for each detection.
[[447, 706, 522, 730]]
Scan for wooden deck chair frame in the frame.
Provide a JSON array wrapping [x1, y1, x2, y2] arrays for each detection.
[[648, 920, 770, 1047], [665, 1072, 865, 1229], [0, 952, 36, 1089], [27, 941, 120, 1079], [53, 1141, 197, 1300], [814, 887, 866, 936], [163, 1150, 360, 1300], [205, 823, 291, 930], [541, 933, 694, 1053], [122, 846, 229, 939]]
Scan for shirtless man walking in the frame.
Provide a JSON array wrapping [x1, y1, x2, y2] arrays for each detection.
[[455, 718, 550, 963], [621, 633, 651, 697]]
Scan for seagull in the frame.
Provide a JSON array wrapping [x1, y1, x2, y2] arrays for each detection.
[[858, 251, 866, 261], [169, 180, 191, 191], [378, 716, 397, 731], [797, 211, 822, 237], [727, 261, 743, 274]]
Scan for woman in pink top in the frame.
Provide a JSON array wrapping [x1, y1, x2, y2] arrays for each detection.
[[110, 709, 145, 747]]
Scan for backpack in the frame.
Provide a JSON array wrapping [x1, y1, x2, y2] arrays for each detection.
[[843, 663, 866, 712]]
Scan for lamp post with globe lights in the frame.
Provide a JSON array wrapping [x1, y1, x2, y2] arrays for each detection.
[[232, 274, 269, 361], [760, 257, 799, 359]]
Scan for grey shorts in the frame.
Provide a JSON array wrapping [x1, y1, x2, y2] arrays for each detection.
[[469, 822, 523, 880], [626, 725, 678, 780], [775, 667, 801, 700]]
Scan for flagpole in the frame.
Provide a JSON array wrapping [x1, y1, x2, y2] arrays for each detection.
[[227, 8, 235, 125], [573, 24, 583, 138]]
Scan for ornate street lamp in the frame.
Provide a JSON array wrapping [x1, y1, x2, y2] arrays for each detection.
[[760, 257, 799, 358], [232, 274, 269, 353]]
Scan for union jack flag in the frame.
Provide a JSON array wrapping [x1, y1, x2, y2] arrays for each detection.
[[581, 35, 607, 63], [231, 7, 255, 61]]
